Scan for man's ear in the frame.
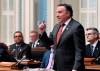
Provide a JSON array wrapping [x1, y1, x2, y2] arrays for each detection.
[[94, 34, 98, 38], [66, 11, 70, 17]]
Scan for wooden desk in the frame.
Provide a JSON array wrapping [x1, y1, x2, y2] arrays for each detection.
[[0, 62, 18, 71], [85, 64, 100, 70], [84, 58, 100, 71], [0, 61, 40, 71], [31, 47, 47, 51], [17, 60, 40, 65], [31, 47, 47, 61], [0, 68, 55, 71], [1, 59, 100, 71]]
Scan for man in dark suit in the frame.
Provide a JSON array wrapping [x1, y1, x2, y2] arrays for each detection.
[[29, 30, 47, 61], [39, 4, 85, 71], [29, 30, 47, 48], [85, 27, 100, 58], [0, 43, 16, 62], [9, 31, 31, 60]]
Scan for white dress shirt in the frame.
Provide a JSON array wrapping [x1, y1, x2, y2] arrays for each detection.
[[46, 49, 54, 69], [91, 40, 98, 53]]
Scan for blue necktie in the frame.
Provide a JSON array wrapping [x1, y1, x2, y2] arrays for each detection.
[[90, 45, 94, 57]]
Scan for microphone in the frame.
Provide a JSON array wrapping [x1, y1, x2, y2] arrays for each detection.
[[95, 56, 100, 64], [96, 56, 100, 61], [15, 55, 26, 66], [11, 49, 15, 54]]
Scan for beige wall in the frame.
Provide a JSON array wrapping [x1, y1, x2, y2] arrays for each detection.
[[47, 0, 61, 32], [0, 0, 1, 41], [97, 0, 100, 32], [1, 0, 100, 45]]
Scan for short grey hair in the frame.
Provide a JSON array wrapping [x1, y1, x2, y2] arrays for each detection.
[[86, 27, 99, 34]]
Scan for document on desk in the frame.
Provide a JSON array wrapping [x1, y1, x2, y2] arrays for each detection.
[[28, 68, 55, 71]]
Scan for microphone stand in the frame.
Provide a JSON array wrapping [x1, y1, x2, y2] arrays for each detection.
[[15, 55, 26, 69]]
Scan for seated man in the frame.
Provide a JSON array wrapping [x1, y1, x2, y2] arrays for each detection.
[[29, 30, 48, 61], [85, 27, 100, 58], [9, 31, 31, 60], [40, 45, 55, 69], [29, 30, 47, 48], [0, 43, 16, 62]]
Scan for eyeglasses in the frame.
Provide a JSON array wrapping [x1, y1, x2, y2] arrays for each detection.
[[14, 35, 22, 38], [86, 33, 95, 36]]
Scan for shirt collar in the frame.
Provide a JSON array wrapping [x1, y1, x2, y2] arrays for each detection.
[[92, 40, 98, 48], [16, 43, 22, 47], [34, 39, 39, 44], [64, 18, 71, 26]]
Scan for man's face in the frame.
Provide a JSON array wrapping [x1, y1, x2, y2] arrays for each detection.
[[56, 6, 70, 24], [14, 33, 23, 44], [86, 30, 97, 43], [30, 33, 38, 42]]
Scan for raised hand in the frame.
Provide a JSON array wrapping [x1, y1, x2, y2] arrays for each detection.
[[39, 20, 46, 33]]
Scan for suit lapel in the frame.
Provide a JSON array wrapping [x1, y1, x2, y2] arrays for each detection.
[[93, 41, 100, 57], [56, 19, 74, 46], [29, 42, 32, 47]]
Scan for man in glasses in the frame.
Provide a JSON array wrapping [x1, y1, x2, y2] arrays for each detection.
[[29, 30, 47, 48], [85, 27, 100, 58], [9, 31, 31, 60], [29, 30, 48, 61]]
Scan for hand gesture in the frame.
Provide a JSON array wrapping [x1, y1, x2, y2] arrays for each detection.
[[39, 20, 46, 33]]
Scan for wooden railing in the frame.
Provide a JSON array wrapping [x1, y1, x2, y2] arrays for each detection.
[[31, 47, 47, 51], [84, 58, 96, 65]]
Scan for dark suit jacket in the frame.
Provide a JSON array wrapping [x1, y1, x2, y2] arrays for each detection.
[[29, 39, 48, 61], [29, 39, 48, 48], [9, 42, 31, 60], [85, 41, 100, 58], [40, 50, 51, 68], [40, 18, 85, 71], [0, 45, 16, 62]]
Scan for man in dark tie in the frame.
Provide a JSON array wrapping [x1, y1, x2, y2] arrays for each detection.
[[39, 3, 85, 71], [29, 30, 47, 48], [9, 31, 31, 60], [29, 30, 48, 61], [85, 27, 100, 58]]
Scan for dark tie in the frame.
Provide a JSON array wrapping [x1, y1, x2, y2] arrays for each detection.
[[15, 45, 20, 59], [90, 45, 94, 57], [56, 24, 65, 44], [32, 43, 35, 48]]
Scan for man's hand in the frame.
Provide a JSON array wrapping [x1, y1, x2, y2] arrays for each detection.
[[39, 20, 46, 33]]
